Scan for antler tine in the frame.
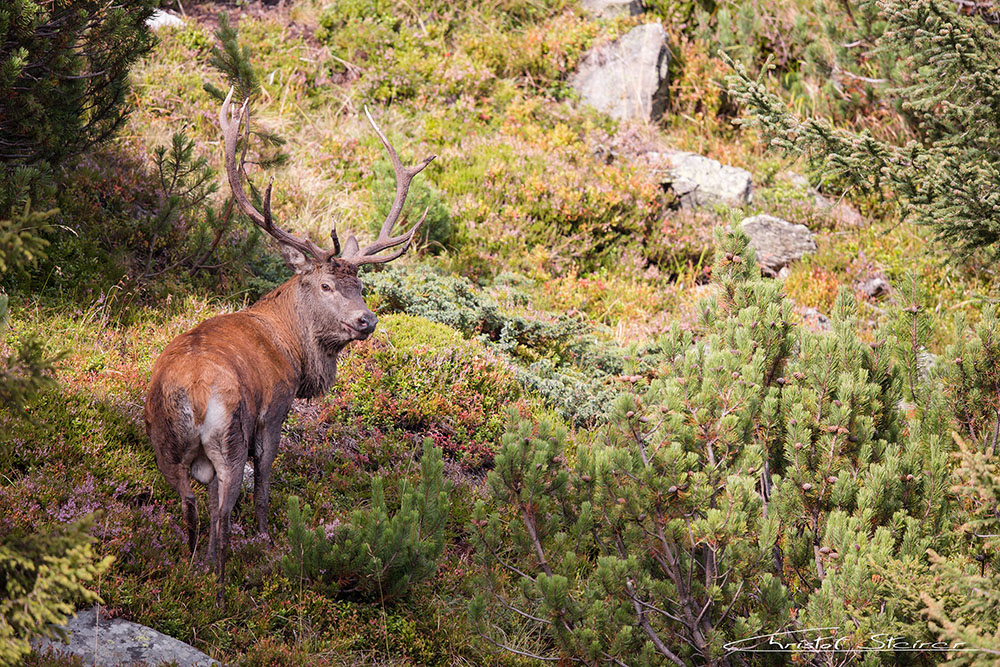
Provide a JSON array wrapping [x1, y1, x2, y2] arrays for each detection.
[[219, 87, 329, 263], [341, 107, 435, 265], [358, 207, 428, 266]]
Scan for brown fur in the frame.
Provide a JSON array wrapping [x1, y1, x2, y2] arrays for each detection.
[[145, 258, 376, 605]]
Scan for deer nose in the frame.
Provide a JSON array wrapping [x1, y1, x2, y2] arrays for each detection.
[[356, 312, 377, 334]]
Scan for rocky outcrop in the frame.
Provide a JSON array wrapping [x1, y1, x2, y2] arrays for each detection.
[[740, 214, 816, 275], [570, 23, 670, 122], [581, 0, 643, 18], [32, 606, 217, 667]]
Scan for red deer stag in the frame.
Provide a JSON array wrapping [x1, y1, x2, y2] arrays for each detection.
[[145, 88, 435, 603]]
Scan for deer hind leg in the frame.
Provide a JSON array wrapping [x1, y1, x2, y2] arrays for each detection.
[[253, 418, 282, 540], [213, 464, 243, 606], [148, 418, 201, 556], [206, 476, 220, 566], [183, 485, 199, 554], [201, 401, 250, 606]]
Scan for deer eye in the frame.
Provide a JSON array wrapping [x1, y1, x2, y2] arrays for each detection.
[[321, 283, 332, 292]]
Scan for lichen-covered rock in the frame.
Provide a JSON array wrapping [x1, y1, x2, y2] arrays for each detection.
[[645, 151, 753, 208], [569, 23, 670, 122], [32, 606, 217, 667], [740, 214, 817, 275], [580, 0, 643, 18]]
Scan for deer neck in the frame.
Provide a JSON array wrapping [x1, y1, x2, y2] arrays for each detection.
[[250, 277, 344, 400]]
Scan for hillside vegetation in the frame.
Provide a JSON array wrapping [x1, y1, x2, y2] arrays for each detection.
[[3, 0, 1000, 665]]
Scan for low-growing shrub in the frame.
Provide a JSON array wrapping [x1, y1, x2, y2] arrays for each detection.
[[281, 440, 450, 603], [362, 267, 668, 424], [470, 227, 985, 664], [335, 313, 524, 467], [1, 516, 114, 667]]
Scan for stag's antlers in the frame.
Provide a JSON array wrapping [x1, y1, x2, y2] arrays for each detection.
[[219, 87, 436, 266]]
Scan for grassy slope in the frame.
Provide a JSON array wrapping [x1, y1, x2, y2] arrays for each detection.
[[5, 0, 999, 664]]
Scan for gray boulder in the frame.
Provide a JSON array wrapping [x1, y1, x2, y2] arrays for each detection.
[[740, 214, 816, 275], [662, 152, 753, 208], [581, 0, 643, 18], [32, 606, 217, 667], [570, 23, 670, 122]]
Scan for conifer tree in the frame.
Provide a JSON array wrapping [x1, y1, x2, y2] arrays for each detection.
[[282, 440, 451, 603], [0, 516, 114, 667], [2, 0, 155, 408], [727, 0, 1000, 256], [471, 228, 953, 664]]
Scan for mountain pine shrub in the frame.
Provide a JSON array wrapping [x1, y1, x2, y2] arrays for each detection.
[[281, 440, 450, 603], [0, 0, 156, 169], [0, 515, 114, 667], [470, 227, 973, 664], [727, 0, 1000, 256]]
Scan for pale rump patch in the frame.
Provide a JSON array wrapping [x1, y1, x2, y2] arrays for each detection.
[[198, 393, 228, 442], [190, 393, 230, 486]]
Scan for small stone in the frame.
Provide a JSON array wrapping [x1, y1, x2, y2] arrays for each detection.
[[580, 0, 643, 18], [740, 214, 817, 276], [857, 275, 891, 299], [147, 10, 185, 31], [661, 151, 753, 208]]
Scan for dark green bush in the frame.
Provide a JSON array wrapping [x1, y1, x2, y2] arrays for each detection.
[[0, 1, 157, 170], [1, 516, 114, 666], [281, 440, 450, 603], [729, 0, 1000, 256], [470, 227, 980, 664]]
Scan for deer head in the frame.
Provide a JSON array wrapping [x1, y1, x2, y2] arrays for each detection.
[[218, 86, 435, 341]]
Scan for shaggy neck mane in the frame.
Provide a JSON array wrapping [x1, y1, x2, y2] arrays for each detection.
[[250, 274, 344, 400]]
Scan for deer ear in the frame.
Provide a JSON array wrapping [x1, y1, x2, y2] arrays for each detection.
[[279, 243, 314, 274]]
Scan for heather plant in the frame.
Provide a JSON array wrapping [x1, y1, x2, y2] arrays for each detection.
[[471, 228, 956, 664], [362, 265, 665, 424], [281, 440, 450, 603], [333, 314, 526, 467]]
